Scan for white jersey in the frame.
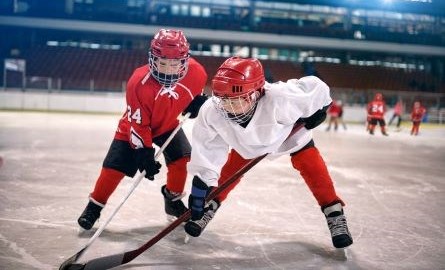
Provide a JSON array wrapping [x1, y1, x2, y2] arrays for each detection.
[[188, 76, 332, 187]]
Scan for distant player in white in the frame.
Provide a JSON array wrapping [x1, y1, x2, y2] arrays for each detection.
[[185, 57, 353, 249]]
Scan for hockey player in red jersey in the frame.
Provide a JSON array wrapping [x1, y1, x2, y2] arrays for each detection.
[[77, 29, 208, 230], [410, 101, 426, 136], [325, 99, 342, 131], [184, 57, 353, 249], [367, 92, 388, 136]]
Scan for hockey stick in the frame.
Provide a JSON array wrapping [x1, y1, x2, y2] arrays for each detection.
[[59, 112, 191, 270], [61, 122, 305, 270]]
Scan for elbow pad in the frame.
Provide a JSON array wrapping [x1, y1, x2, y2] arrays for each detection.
[[298, 103, 330, 130]]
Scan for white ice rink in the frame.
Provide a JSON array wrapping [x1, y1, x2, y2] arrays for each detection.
[[0, 111, 444, 270]]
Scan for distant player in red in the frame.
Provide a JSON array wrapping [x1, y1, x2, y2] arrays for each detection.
[[77, 29, 208, 230], [367, 93, 388, 136], [410, 101, 426, 136], [337, 100, 347, 130], [388, 99, 404, 131], [326, 100, 342, 131]]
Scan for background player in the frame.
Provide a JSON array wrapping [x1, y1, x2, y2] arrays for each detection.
[[410, 101, 427, 136], [367, 93, 388, 136]]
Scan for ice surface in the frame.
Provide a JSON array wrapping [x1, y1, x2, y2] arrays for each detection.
[[0, 111, 444, 270]]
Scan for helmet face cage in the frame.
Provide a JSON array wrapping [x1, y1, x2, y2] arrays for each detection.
[[212, 90, 259, 124], [211, 57, 265, 124], [148, 29, 190, 87], [148, 52, 189, 87]]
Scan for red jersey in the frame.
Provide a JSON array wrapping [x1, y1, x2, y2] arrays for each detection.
[[115, 57, 207, 148], [327, 102, 342, 117], [367, 100, 387, 119], [411, 106, 426, 122]]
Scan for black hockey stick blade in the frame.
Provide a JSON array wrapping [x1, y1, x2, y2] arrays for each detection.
[[59, 246, 87, 270], [64, 123, 304, 270]]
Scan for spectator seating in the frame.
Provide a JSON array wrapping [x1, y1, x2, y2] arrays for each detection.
[[3, 46, 443, 93]]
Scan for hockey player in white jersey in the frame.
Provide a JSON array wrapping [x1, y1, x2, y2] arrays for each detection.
[[184, 56, 353, 249]]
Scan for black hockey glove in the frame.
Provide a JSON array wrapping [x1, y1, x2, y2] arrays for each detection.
[[134, 147, 161, 180], [188, 176, 211, 220], [182, 94, 208, 119], [298, 103, 331, 130]]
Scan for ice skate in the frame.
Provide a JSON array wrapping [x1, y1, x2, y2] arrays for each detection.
[[323, 203, 353, 249], [77, 200, 104, 231], [161, 185, 188, 221], [185, 199, 220, 237]]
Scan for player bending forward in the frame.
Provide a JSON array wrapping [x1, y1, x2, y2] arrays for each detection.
[[184, 57, 353, 249]]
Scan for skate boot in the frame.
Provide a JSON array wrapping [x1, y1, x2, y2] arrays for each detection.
[[77, 200, 104, 230], [185, 199, 220, 237], [161, 185, 188, 220], [323, 203, 353, 248]]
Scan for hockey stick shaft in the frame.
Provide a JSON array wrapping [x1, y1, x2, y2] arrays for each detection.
[[59, 112, 191, 270], [75, 123, 304, 270]]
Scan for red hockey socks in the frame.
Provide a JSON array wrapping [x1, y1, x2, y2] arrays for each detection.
[[165, 156, 190, 194], [216, 150, 250, 202], [369, 124, 376, 134], [411, 122, 420, 135], [291, 147, 343, 207], [90, 167, 125, 205]]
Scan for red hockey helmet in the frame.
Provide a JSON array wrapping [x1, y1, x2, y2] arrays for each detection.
[[148, 29, 190, 86], [211, 57, 265, 123], [374, 92, 383, 101]]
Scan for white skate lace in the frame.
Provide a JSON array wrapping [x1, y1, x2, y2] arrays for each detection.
[[327, 215, 350, 237], [193, 201, 218, 228], [193, 210, 215, 228]]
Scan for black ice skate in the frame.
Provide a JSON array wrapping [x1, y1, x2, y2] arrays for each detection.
[[161, 185, 188, 220], [77, 200, 104, 230], [323, 202, 353, 248], [185, 199, 220, 237]]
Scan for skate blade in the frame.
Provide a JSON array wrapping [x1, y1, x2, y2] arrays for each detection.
[[77, 227, 87, 235], [166, 215, 177, 223], [334, 247, 350, 260], [184, 234, 191, 244]]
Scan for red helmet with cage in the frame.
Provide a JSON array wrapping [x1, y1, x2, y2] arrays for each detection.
[[374, 92, 383, 101], [211, 57, 265, 123], [148, 29, 190, 86]]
